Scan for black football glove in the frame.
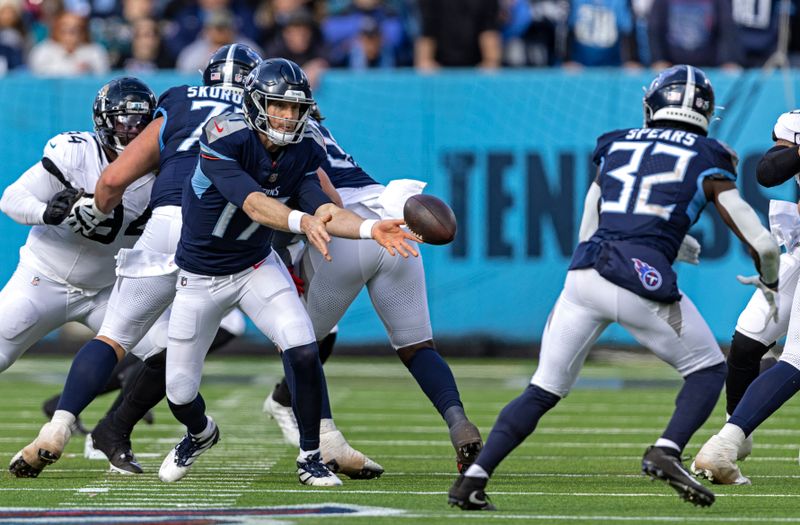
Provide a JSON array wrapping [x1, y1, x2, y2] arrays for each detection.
[[43, 188, 84, 225]]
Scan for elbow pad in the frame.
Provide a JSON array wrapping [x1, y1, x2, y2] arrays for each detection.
[[756, 146, 800, 187]]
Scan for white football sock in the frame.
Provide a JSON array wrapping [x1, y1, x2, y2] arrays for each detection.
[[464, 464, 489, 479], [298, 448, 321, 462], [654, 438, 681, 452]]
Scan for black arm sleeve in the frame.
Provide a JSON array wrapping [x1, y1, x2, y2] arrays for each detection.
[[756, 145, 800, 187]]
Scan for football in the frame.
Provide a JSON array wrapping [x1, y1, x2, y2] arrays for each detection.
[[403, 194, 457, 245]]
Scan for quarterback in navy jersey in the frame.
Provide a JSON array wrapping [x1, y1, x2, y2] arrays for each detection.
[[10, 45, 262, 479], [448, 65, 780, 510], [262, 111, 485, 475], [161, 58, 417, 487]]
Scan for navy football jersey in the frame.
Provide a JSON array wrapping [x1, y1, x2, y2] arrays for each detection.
[[570, 127, 738, 302], [176, 112, 329, 276], [307, 118, 377, 189], [151, 85, 244, 209]]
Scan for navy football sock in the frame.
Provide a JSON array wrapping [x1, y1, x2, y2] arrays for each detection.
[[56, 339, 119, 416], [273, 332, 336, 408], [728, 361, 800, 436], [475, 384, 560, 475], [661, 362, 726, 451], [282, 343, 324, 450], [168, 394, 208, 435], [404, 347, 463, 417]]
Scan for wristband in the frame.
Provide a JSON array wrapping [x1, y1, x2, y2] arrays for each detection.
[[359, 219, 378, 239], [287, 210, 307, 234]]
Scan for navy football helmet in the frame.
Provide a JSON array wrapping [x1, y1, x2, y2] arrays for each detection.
[[242, 58, 315, 146], [92, 77, 156, 153], [643, 65, 715, 133], [202, 43, 262, 91]]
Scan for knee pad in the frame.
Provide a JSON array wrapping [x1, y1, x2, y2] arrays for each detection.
[[165, 371, 200, 406], [729, 331, 772, 368], [0, 297, 38, 340]]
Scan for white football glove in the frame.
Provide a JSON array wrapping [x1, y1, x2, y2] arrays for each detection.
[[65, 197, 110, 235], [676, 234, 701, 265], [737, 274, 779, 329]]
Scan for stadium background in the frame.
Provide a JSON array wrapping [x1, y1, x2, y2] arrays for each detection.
[[0, 68, 797, 352]]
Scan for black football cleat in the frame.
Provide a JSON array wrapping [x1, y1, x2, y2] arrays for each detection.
[[642, 446, 715, 507], [91, 417, 143, 475], [448, 474, 496, 511], [449, 420, 483, 473]]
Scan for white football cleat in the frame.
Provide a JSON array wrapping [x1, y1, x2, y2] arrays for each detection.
[[297, 451, 342, 487], [9, 420, 72, 478], [263, 393, 300, 447], [320, 426, 384, 479], [84, 434, 107, 460], [693, 434, 751, 485], [159, 418, 220, 483]]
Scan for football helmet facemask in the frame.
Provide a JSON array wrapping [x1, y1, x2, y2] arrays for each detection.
[[242, 58, 314, 146], [643, 65, 715, 133], [202, 43, 262, 91], [93, 77, 156, 153]]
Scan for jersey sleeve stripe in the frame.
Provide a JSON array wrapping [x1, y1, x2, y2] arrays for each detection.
[[40, 157, 74, 190], [154, 107, 167, 151], [200, 142, 234, 161], [698, 167, 736, 181]]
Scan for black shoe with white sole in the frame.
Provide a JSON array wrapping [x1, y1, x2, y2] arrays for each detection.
[[642, 446, 715, 507], [448, 474, 496, 511]]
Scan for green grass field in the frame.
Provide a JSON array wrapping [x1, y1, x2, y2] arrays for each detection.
[[1, 353, 799, 524]]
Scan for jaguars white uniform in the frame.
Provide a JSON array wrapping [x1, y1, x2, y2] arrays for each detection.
[[0, 131, 154, 371]]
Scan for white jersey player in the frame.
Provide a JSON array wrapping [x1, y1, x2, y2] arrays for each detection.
[[0, 77, 156, 374]]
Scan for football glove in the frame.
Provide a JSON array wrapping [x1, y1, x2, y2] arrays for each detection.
[[66, 197, 110, 235], [737, 274, 779, 329], [676, 234, 701, 265], [43, 188, 84, 225]]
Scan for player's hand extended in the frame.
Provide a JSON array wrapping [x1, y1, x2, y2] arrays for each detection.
[[66, 196, 110, 235], [676, 234, 701, 265], [302, 212, 332, 261], [737, 274, 779, 328], [372, 219, 420, 258], [43, 188, 84, 225]]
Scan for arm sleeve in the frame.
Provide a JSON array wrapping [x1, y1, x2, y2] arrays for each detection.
[[199, 142, 262, 208], [756, 146, 800, 187], [296, 171, 333, 214], [0, 161, 65, 225]]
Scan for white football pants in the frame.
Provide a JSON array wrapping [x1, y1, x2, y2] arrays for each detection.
[[735, 252, 800, 346], [531, 268, 725, 398], [165, 251, 314, 405], [301, 202, 432, 349]]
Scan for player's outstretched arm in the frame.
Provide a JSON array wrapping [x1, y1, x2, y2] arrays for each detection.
[[94, 117, 163, 214], [756, 139, 800, 188], [708, 179, 779, 284], [316, 168, 343, 208], [314, 202, 419, 258]]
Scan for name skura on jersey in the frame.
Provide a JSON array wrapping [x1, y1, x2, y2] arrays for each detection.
[[307, 118, 377, 188], [569, 127, 738, 303], [176, 112, 330, 276], [151, 85, 243, 210]]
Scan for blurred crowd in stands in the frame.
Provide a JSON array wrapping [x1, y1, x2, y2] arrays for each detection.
[[0, 0, 797, 80]]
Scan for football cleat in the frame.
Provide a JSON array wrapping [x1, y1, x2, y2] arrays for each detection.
[[448, 474, 496, 511], [449, 419, 483, 473], [9, 420, 72, 478], [642, 446, 716, 507], [158, 417, 219, 483], [263, 392, 300, 447], [297, 451, 343, 486], [320, 427, 384, 480], [42, 395, 89, 435], [91, 418, 143, 475], [693, 435, 751, 485]]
